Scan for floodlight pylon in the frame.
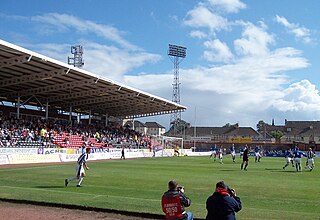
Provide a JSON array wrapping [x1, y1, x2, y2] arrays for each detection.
[[168, 44, 187, 131], [68, 45, 84, 68]]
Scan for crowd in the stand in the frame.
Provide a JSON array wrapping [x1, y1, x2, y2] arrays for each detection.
[[0, 115, 151, 149]]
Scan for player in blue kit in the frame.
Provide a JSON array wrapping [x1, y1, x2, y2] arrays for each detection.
[[230, 144, 236, 163], [254, 146, 262, 163], [209, 145, 218, 162], [293, 146, 306, 172], [283, 147, 294, 170]]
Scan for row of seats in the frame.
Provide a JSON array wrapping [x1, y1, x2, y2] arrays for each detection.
[[53, 134, 104, 148]]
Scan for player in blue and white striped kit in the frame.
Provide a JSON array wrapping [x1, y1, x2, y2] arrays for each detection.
[[305, 148, 316, 172], [65, 147, 91, 187]]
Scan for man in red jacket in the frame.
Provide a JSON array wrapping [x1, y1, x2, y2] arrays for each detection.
[[162, 180, 193, 220], [206, 181, 242, 220]]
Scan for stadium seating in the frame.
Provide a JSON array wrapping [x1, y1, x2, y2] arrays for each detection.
[[0, 116, 151, 149]]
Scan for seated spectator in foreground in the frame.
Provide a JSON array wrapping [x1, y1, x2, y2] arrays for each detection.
[[162, 180, 193, 220], [206, 181, 242, 220]]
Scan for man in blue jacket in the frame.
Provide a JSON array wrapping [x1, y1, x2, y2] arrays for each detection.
[[206, 181, 242, 220]]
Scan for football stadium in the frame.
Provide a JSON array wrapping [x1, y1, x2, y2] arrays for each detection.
[[0, 39, 319, 220]]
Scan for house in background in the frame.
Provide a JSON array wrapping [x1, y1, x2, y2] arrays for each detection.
[[145, 122, 166, 136], [257, 119, 320, 146], [281, 120, 320, 145], [123, 120, 166, 136], [124, 120, 147, 135], [183, 125, 260, 142]]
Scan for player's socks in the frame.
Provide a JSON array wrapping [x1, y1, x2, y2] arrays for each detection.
[[244, 164, 248, 170], [77, 177, 84, 186], [67, 176, 77, 182]]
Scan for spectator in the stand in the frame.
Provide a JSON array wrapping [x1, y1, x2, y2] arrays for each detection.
[[0, 116, 150, 149]]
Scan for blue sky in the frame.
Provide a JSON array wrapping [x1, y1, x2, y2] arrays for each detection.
[[1, 0, 320, 129]]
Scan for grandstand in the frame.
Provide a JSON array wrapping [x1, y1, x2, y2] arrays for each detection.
[[0, 39, 186, 123], [0, 39, 187, 150]]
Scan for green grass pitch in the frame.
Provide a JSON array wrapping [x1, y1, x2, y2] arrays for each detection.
[[0, 155, 319, 219]]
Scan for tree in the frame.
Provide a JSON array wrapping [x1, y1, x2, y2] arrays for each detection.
[[223, 123, 239, 128], [257, 120, 268, 131], [270, 130, 284, 142]]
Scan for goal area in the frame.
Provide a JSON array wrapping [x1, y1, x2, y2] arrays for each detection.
[[150, 135, 184, 157]]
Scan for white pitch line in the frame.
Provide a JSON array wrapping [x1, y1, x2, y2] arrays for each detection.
[[0, 185, 159, 202], [0, 165, 62, 172]]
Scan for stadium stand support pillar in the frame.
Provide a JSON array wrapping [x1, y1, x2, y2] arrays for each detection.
[[77, 113, 81, 124], [105, 113, 108, 127], [69, 106, 72, 126], [16, 96, 20, 120], [45, 101, 49, 121]]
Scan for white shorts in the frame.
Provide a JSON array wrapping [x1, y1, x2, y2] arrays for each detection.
[[286, 157, 292, 163], [212, 150, 216, 155], [295, 158, 301, 164], [76, 164, 85, 176], [255, 153, 261, 157], [307, 158, 315, 166], [231, 152, 236, 157]]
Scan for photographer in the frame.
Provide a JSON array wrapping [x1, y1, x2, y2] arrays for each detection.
[[161, 180, 193, 220], [206, 181, 242, 220]]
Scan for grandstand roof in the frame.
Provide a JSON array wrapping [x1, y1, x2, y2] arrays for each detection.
[[0, 39, 186, 119]]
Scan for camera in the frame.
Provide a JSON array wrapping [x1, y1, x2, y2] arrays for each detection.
[[226, 186, 235, 196], [177, 185, 184, 192]]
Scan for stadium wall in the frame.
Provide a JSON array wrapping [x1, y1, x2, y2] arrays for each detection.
[[0, 148, 196, 165]]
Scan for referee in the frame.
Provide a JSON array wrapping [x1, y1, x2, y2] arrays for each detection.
[[241, 145, 249, 171]]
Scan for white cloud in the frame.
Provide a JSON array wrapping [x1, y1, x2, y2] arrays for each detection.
[[24, 14, 162, 82], [208, 0, 246, 13], [203, 39, 234, 62], [234, 21, 275, 56], [8, 6, 317, 128], [189, 30, 207, 39], [32, 13, 140, 50], [125, 45, 310, 127], [83, 41, 161, 81], [272, 80, 320, 112], [183, 4, 229, 32], [275, 15, 312, 43], [28, 40, 161, 82]]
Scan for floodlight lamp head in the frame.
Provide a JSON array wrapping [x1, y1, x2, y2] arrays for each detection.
[[71, 45, 84, 54], [168, 44, 187, 58]]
